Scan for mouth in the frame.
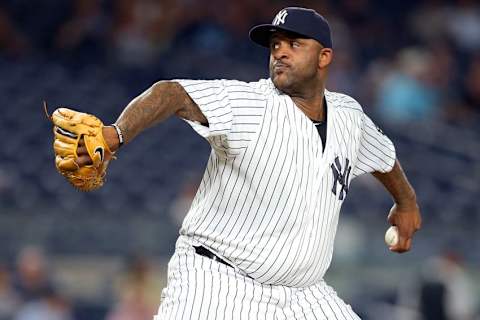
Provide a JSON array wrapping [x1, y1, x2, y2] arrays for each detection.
[[273, 62, 290, 74]]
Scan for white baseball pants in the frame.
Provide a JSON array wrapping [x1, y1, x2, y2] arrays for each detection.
[[155, 236, 361, 320]]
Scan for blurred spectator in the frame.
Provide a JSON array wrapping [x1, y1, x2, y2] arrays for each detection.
[[461, 54, 480, 114], [327, 49, 360, 96], [14, 287, 72, 320], [397, 251, 477, 320], [54, 0, 108, 60], [106, 255, 161, 320], [109, 0, 183, 66], [325, 13, 360, 96], [0, 169, 12, 194], [12, 246, 55, 303], [408, 0, 450, 46], [420, 252, 478, 320], [0, 264, 19, 320], [374, 47, 442, 123], [445, 0, 480, 53], [0, 6, 29, 57]]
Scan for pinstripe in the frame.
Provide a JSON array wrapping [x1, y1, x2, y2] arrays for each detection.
[[230, 106, 287, 261], [358, 138, 391, 167], [197, 258, 207, 319], [296, 120, 325, 285], [362, 132, 395, 160], [295, 289, 309, 320], [309, 286, 329, 319], [188, 156, 231, 237], [345, 303, 360, 320], [330, 295, 353, 320], [324, 299, 340, 320], [212, 104, 272, 253], [273, 101, 311, 285], [359, 135, 393, 165], [334, 112, 349, 151], [203, 259, 214, 320], [231, 271, 240, 319], [175, 253, 188, 319], [293, 110, 324, 284], [250, 149, 303, 281], [175, 253, 187, 320], [304, 180, 329, 284], [263, 286, 270, 320], [275, 114, 314, 285], [304, 288, 321, 320], [232, 105, 290, 262], [252, 98, 308, 282], [156, 240, 361, 320], [314, 156, 336, 280], [217, 103, 275, 253], [166, 259, 180, 318], [228, 114, 285, 251], [282, 287, 293, 320], [221, 266, 231, 320], [309, 287, 328, 319], [212, 262, 222, 320], [156, 79, 396, 320], [231, 102, 266, 105], [181, 253, 194, 320], [257, 286, 270, 320], [247, 278, 255, 319]]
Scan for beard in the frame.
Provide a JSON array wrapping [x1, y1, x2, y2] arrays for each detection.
[[270, 66, 300, 95], [269, 64, 316, 96]]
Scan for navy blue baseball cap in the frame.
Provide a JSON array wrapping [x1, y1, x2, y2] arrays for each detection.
[[249, 7, 332, 48]]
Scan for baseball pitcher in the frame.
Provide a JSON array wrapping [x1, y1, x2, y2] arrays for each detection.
[[49, 7, 422, 319]]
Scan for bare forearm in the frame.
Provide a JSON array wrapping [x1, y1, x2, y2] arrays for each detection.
[[374, 159, 422, 253], [372, 160, 417, 209], [102, 81, 206, 153], [115, 81, 184, 144]]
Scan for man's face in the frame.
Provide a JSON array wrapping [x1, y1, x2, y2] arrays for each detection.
[[269, 32, 323, 94]]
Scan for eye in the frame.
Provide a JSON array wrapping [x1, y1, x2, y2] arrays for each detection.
[[291, 41, 300, 48], [271, 41, 280, 50]]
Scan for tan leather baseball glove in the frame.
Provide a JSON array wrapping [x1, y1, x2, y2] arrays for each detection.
[[47, 106, 114, 191]]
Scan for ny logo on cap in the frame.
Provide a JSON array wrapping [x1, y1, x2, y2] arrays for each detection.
[[273, 9, 288, 25]]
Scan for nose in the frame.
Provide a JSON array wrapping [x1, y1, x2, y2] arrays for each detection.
[[271, 40, 290, 61]]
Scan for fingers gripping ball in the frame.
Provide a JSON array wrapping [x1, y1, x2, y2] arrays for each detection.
[[50, 108, 114, 191]]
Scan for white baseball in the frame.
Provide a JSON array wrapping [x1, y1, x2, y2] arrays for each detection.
[[385, 226, 399, 246]]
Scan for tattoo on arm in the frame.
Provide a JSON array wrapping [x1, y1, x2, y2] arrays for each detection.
[[115, 81, 207, 144]]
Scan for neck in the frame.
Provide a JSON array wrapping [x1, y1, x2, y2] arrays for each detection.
[[290, 86, 326, 122]]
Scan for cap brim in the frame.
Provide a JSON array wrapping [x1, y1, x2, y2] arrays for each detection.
[[249, 24, 308, 48]]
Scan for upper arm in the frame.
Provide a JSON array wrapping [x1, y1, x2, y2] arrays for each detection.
[[173, 79, 267, 157], [353, 112, 396, 177], [171, 82, 208, 125], [172, 79, 234, 139]]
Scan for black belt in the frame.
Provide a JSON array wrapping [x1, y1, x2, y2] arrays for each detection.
[[193, 246, 232, 268]]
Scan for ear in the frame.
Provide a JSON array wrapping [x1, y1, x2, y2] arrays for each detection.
[[318, 48, 333, 69]]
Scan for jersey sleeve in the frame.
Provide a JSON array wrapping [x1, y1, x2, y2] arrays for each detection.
[[175, 79, 233, 138], [353, 113, 396, 177], [174, 79, 267, 157]]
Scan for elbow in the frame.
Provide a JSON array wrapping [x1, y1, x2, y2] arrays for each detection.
[[150, 80, 178, 94], [149, 81, 185, 114]]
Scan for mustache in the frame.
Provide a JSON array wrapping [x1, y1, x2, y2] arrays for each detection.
[[272, 60, 291, 68]]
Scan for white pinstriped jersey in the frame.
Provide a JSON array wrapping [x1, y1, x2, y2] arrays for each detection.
[[175, 78, 395, 288]]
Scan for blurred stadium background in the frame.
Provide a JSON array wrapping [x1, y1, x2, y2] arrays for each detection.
[[1, 0, 479, 319]]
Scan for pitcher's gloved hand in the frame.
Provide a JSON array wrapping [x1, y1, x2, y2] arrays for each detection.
[[48, 107, 114, 191]]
